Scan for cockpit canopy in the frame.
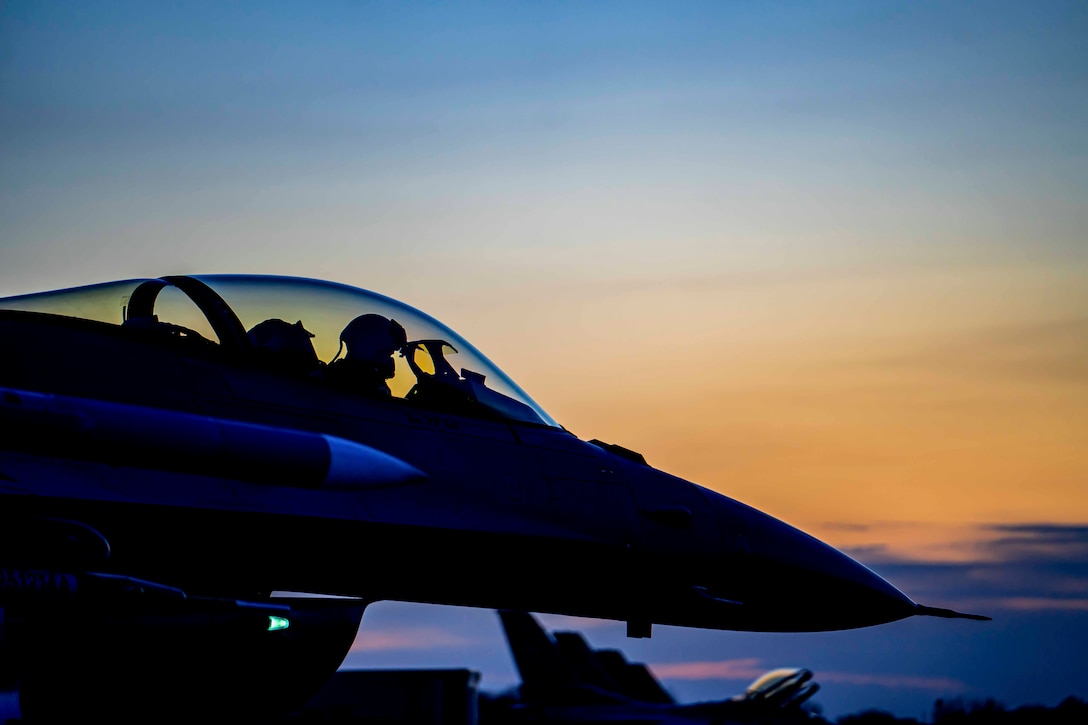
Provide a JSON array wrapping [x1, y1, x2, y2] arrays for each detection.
[[0, 275, 559, 428]]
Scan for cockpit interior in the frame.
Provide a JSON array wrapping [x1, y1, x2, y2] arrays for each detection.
[[0, 275, 559, 428]]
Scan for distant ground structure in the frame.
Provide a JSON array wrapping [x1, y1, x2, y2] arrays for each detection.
[[283, 669, 480, 724], [836, 696, 1088, 725]]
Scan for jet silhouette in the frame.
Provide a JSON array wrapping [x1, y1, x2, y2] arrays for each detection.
[[0, 274, 986, 721], [486, 609, 819, 724]]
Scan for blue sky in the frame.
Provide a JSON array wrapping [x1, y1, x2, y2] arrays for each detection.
[[2, 1, 1087, 718], [4, 0, 1085, 291]]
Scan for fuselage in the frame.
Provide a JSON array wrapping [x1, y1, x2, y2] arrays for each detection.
[[0, 275, 922, 634]]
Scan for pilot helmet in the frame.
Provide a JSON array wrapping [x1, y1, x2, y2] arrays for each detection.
[[339, 314, 407, 365]]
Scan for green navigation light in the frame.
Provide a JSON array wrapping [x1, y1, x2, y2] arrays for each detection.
[[268, 615, 291, 632]]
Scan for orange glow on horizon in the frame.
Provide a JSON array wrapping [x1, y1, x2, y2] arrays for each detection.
[[464, 258, 1088, 562]]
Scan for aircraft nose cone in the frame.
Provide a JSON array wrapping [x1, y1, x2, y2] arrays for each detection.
[[710, 493, 916, 631]]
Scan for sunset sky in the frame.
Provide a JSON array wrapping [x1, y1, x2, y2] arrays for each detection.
[[2, 1, 1086, 718]]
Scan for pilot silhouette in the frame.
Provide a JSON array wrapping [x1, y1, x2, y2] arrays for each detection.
[[326, 314, 408, 396], [247, 319, 320, 376]]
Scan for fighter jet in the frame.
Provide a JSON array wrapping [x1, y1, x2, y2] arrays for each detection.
[[0, 274, 985, 720], [486, 609, 819, 724]]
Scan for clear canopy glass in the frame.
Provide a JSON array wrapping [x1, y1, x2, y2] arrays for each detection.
[[0, 275, 559, 428]]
